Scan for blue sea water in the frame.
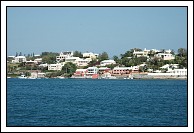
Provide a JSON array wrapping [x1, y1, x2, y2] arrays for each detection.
[[7, 78, 187, 126]]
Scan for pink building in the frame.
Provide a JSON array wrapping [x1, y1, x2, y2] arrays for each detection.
[[73, 69, 88, 78]]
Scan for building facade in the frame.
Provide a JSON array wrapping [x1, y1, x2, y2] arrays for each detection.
[[12, 56, 26, 63], [48, 63, 63, 71], [100, 60, 116, 66], [83, 52, 99, 59], [56, 51, 73, 62]]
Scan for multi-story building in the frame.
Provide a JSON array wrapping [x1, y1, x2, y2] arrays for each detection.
[[155, 53, 175, 60], [98, 67, 111, 74], [63, 57, 91, 67], [100, 60, 116, 66], [83, 52, 99, 59], [133, 48, 150, 57], [86, 67, 99, 79], [12, 56, 26, 63], [34, 58, 42, 64], [86, 67, 98, 75], [48, 63, 63, 71], [72, 69, 88, 78], [56, 51, 73, 62], [112, 67, 132, 75]]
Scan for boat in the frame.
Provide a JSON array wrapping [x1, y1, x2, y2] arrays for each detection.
[[18, 75, 27, 79], [7, 77, 11, 78]]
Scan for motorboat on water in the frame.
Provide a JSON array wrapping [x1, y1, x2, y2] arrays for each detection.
[[18, 75, 27, 79]]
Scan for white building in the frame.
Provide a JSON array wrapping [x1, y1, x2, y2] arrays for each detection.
[[25, 60, 38, 65], [48, 63, 63, 71], [86, 67, 99, 75], [132, 66, 139, 71], [64, 57, 80, 64], [83, 52, 99, 59], [148, 68, 187, 76], [56, 51, 73, 62], [173, 69, 187, 76], [12, 56, 26, 63], [155, 53, 175, 60], [133, 48, 150, 57], [164, 49, 172, 54], [160, 64, 179, 70], [76, 58, 91, 66], [34, 58, 42, 63], [39, 63, 48, 67], [100, 60, 116, 66], [64, 57, 91, 67]]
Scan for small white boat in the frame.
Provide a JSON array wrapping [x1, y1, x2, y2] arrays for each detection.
[[18, 75, 27, 79], [7, 77, 11, 78]]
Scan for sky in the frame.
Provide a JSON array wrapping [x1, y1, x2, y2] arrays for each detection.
[[7, 7, 187, 58]]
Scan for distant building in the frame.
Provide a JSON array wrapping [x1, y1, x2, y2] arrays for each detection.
[[12, 56, 26, 63], [34, 58, 42, 63], [86, 67, 99, 75], [148, 68, 187, 76], [133, 48, 150, 57], [56, 51, 73, 62], [39, 63, 48, 68], [63, 57, 91, 67], [155, 53, 175, 60], [173, 68, 187, 76], [100, 60, 116, 66], [25, 60, 38, 66], [34, 54, 41, 57], [83, 52, 99, 59], [160, 64, 179, 70], [48, 63, 63, 71], [112, 67, 132, 75], [73, 69, 88, 78], [98, 67, 111, 74]]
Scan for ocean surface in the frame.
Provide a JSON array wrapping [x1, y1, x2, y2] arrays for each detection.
[[7, 78, 187, 126]]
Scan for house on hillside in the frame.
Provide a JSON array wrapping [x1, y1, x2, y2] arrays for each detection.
[[12, 56, 26, 63], [83, 52, 99, 59], [56, 51, 73, 62]]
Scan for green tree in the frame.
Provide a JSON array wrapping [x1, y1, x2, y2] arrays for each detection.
[[88, 59, 99, 67], [98, 52, 109, 61], [113, 55, 119, 63], [62, 62, 77, 77], [120, 49, 134, 59], [178, 48, 187, 57], [106, 64, 118, 70], [41, 52, 59, 64], [73, 51, 83, 58]]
